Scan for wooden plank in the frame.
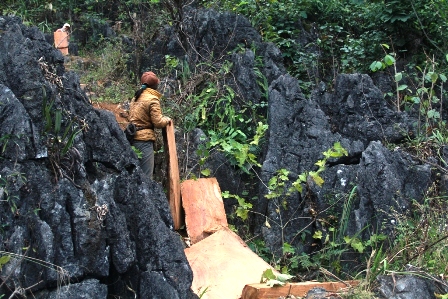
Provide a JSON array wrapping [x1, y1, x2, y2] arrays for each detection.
[[163, 122, 182, 230], [180, 178, 228, 244], [184, 227, 278, 299], [241, 280, 360, 299], [54, 31, 69, 55]]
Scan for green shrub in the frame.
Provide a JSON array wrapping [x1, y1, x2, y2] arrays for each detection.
[[73, 39, 136, 103]]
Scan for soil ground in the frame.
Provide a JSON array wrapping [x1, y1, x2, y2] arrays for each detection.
[[92, 101, 129, 130]]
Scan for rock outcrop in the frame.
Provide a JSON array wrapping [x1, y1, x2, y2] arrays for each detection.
[[0, 16, 195, 299], [145, 7, 436, 264]]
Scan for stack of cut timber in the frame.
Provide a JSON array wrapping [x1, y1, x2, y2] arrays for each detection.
[[180, 177, 359, 299], [181, 178, 228, 244], [241, 280, 360, 299], [181, 178, 278, 299], [54, 31, 69, 55]]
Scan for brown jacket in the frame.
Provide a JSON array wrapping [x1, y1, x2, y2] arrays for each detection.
[[129, 88, 170, 141]]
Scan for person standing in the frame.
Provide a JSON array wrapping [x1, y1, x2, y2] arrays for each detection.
[[129, 71, 171, 180]]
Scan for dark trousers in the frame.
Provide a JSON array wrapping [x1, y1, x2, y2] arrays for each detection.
[[133, 140, 154, 180]]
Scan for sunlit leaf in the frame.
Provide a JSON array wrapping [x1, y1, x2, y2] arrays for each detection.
[[200, 168, 211, 176], [350, 238, 365, 253], [310, 172, 324, 186], [384, 54, 395, 66], [277, 273, 294, 282], [313, 230, 323, 239], [261, 269, 276, 282], [0, 255, 10, 269]]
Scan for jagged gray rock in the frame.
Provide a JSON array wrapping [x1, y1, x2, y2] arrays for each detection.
[[377, 274, 448, 299], [35, 278, 108, 299], [314, 73, 416, 146], [142, 6, 435, 265], [0, 16, 195, 299]]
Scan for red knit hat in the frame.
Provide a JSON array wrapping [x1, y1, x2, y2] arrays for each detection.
[[140, 71, 160, 88]]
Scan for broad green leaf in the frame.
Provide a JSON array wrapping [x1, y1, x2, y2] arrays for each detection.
[[221, 142, 233, 152], [350, 238, 365, 253], [427, 109, 440, 119], [397, 84, 407, 91], [221, 191, 230, 198], [370, 61, 383, 72], [200, 168, 211, 176], [440, 74, 447, 82], [261, 269, 276, 281], [395, 72, 402, 82], [236, 207, 249, 220], [0, 255, 10, 269], [384, 54, 395, 66], [369, 61, 377, 71], [431, 72, 438, 83]]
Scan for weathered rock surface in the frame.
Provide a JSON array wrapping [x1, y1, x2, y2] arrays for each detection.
[[377, 273, 448, 299], [138, 5, 447, 296], [255, 71, 431, 258], [0, 16, 195, 298], [143, 5, 436, 262]]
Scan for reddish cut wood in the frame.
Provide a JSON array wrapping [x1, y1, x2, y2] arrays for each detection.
[[241, 280, 360, 299], [180, 178, 228, 244], [184, 227, 278, 299], [54, 31, 69, 55], [163, 122, 183, 230]]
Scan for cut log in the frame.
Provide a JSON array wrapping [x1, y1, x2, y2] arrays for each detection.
[[180, 178, 227, 244], [184, 227, 278, 299], [54, 31, 69, 55], [163, 122, 183, 230], [241, 280, 360, 299]]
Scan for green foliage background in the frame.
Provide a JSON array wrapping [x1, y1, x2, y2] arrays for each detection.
[[201, 0, 448, 91], [3, 0, 448, 95]]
